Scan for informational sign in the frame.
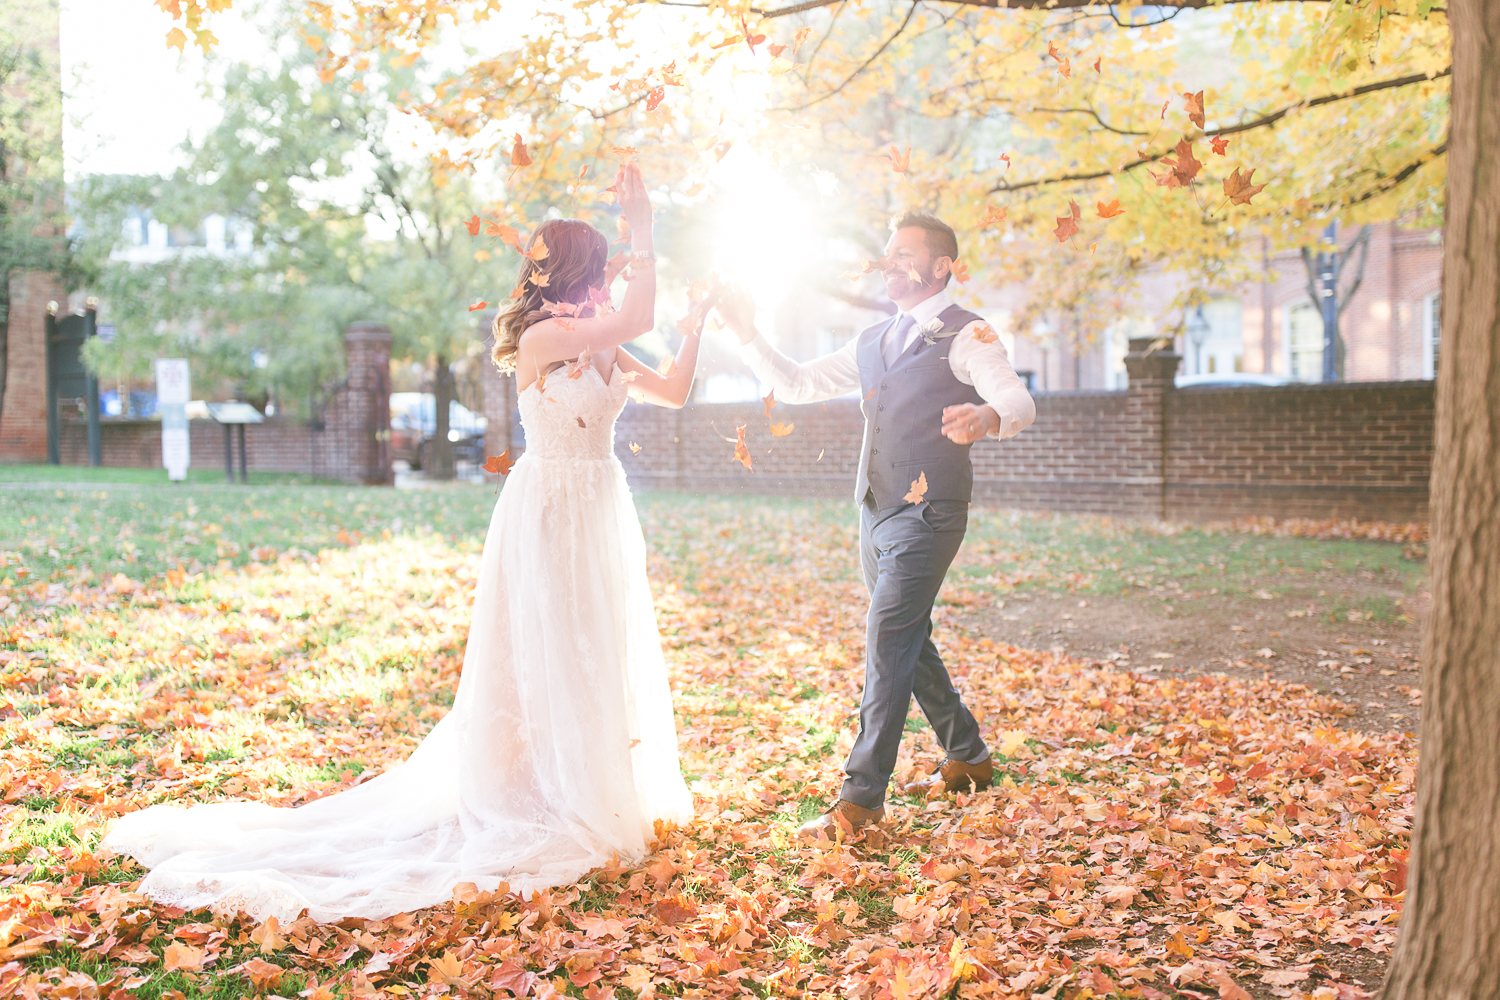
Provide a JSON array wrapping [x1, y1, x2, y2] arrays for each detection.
[[154, 359, 191, 481]]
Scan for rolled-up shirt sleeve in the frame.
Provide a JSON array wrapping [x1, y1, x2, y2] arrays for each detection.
[[740, 333, 862, 405], [948, 321, 1036, 440]]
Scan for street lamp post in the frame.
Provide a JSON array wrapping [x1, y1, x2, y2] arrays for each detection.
[[1185, 306, 1210, 375]]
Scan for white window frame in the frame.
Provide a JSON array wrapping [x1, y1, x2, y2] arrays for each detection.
[[1421, 291, 1441, 380], [1283, 300, 1324, 383]]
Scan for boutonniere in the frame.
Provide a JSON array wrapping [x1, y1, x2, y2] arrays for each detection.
[[919, 317, 944, 346]]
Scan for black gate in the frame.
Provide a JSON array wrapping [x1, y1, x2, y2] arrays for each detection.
[[45, 306, 101, 466]]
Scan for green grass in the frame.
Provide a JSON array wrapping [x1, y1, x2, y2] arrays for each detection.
[[0, 462, 338, 486], [0, 482, 1424, 607]]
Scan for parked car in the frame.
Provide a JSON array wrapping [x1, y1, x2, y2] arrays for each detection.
[[390, 392, 488, 469], [1174, 372, 1291, 388]]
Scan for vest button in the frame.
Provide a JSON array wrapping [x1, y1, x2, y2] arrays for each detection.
[[871, 449, 878, 455], [877, 405, 884, 411]]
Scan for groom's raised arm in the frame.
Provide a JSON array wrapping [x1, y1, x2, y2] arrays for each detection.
[[719, 287, 862, 405]]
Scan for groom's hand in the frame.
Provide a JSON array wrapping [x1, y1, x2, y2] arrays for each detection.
[[714, 282, 758, 345], [941, 403, 998, 444]]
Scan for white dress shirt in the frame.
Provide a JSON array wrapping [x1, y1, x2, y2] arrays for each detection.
[[739, 289, 1037, 440]]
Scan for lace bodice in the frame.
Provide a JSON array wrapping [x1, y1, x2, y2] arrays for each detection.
[[518, 363, 629, 460]]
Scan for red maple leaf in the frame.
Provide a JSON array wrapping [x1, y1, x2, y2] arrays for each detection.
[[1053, 200, 1082, 242]]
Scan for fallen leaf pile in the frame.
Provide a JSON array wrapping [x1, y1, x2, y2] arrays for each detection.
[[0, 498, 1413, 999], [1203, 517, 1427, 547]]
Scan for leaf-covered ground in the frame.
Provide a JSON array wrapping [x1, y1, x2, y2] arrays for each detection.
[[1, 485, 1413, 1000]]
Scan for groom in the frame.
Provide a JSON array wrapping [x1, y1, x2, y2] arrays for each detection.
[[718, 211, 1036, 842]]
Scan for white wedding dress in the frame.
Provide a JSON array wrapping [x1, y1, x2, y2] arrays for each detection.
[[104, 362, 693, 923]]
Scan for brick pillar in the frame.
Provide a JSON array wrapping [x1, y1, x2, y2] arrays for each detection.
[[477, 310, 515, 464], [1122, 336, 1181, 519], [345, 321, 393, 485], [1, 271, 64, 461]]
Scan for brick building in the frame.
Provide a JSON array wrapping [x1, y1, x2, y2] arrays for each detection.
[[1001, 222, 1443, 391]]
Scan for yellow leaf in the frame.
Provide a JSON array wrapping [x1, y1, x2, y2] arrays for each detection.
[[903, 471, 927, 504], [770, 422, 794, 437], [164, 27, 188, 51]]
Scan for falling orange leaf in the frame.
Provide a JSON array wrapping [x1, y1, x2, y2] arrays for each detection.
[[733, 425, 752, 470], [888, 144, 911, 174], [657, 356, 677, 377], [767, 43, 786, 58], [793, 26, 812, 50], [903, 472, 928, 504], [468, 301, 488, 312], [1183, 90, 1206, 129], [951, 259, 971, 283], [523, 234, 550, 261], [645, 88, 666, 112], [762, 389, 776, 417], [618, 370, 642, 382], [1152, 138, 1203, 188], [1096, 199, 1125, 219], [979, 205, 1007, 228], [770, 422, 794, 437], [1054, 200, 1081, 242], [528, 271, 551, 287], [1092, 56, 1102, 73], [1223, 167, 1267, 205], [629, 441, 642, 453], [510, 134, 532, 167], [1046, 40, 1071, 77], [1210, 134, 1230, 156], [483, 450, 515, 475], [576, 416, 587, 428], [612, 146, 639, 161], [971, 324, 998, 344], [1089, 242, 1099, 257], [998, 152, 1011, 169], [466, 214, 482, 236], [567, 350, 591, 379]]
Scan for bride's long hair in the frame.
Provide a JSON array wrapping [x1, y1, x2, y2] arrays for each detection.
[[491, 219, 609, 374]]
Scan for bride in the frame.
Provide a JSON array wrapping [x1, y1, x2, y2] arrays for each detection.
[[104, 163, 702, 923]]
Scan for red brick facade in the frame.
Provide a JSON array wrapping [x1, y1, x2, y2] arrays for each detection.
[[1, 271, 64, 462]]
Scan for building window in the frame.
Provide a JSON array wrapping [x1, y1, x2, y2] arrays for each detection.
[[1286, 301, 1324, 382], [1422, 291, 1441, 379]]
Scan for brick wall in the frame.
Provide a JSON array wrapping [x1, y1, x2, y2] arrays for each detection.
[[585, 342, 1436, 523], [39, 321, 393, 484], [1163, 381, 1433, 521], [1, 271, 63, 462]]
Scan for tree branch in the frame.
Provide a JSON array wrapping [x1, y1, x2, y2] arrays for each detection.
[[780, 1, 919, 112], [1336, 224, 1372, 319], [990, 68, 1451, 195], [753, 0, 1322, 19]]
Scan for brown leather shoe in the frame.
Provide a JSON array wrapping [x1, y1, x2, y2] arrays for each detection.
[[797, 800, 885, 843], [902, 758, 995, 798]]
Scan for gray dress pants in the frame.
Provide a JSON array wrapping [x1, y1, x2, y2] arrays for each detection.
[[839, 499, 990, 810]]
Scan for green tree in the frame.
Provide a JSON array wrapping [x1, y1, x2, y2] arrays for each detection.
[[78, 43, 509, 474], [1, 0, 85, 423]]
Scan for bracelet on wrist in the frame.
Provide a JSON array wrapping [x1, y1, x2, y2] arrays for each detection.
[[631, 249, 657, 265]]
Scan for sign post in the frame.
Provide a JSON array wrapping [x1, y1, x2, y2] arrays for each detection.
[[154, 359, 191, 481]]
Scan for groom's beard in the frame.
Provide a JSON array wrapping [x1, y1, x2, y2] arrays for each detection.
[[884, 263, 935, 300]]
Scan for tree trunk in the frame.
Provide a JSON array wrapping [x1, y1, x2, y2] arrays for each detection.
[[1379, 1, 1500, 995], [0, 272, 11, 430], [429, 353, 455, 481]]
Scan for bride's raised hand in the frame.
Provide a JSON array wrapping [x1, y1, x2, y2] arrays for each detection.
[[616, 163, 653, 245]]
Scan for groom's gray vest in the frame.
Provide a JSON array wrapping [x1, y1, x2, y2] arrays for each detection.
[[854, 304, 986, 510]]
